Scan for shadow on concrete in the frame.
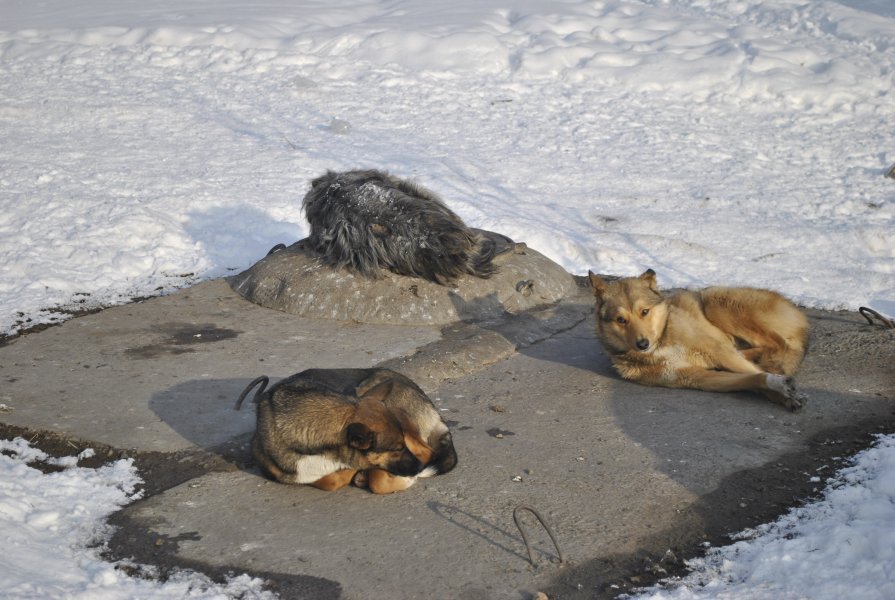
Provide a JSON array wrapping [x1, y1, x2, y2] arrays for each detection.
[[540, 410, 895, 598], [148, 377, 259, 465], [446, 287, 596, 372], [427, 501, 536, 564]]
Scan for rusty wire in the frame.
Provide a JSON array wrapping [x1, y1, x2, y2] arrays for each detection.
[[859, 306, 894, 329]]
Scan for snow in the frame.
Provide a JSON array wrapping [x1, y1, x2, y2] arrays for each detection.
[[1, 0, 893, 335], [0, 0, 892, 597], [0, 438, 274, 599], [626, 434, 895, 600]]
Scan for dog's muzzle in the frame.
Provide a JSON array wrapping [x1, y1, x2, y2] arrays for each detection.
[[391, 452, 424, 477], [635, 338, 651, 351]]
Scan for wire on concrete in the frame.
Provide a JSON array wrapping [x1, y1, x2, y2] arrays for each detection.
[[513, 504, 566, 567], [859, 306, 894, 329]]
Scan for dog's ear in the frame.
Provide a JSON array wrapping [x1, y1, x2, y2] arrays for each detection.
[[403, 430, 433, 465], [358, 379, 394, 404], [639, 268, 658, 291], [354, 380, 394, 438], [346, 422, 374, 450], [391, 408, 434, 464], [588, 271, 608, 298]]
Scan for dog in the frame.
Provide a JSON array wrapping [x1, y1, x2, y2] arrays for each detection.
[[302, 169, 496, 284], [588, 269, 809, 410], [235, 368, 457, 493]]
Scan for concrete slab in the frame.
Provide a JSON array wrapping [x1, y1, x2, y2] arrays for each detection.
[[0, 279, 442, 453], [108, 312, 894, 599], [228, 233, 579, 326], [0, 272, 892, 599]]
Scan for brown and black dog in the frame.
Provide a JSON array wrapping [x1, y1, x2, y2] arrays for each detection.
[[235, 368, 457, 493], [588, 269, 809, 410]]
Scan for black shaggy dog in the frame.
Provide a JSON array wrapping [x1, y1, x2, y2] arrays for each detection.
[[302, 169, 497, 285]]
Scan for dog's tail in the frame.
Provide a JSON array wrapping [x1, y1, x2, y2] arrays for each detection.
[[235, 375, 270, 410], [468, 231, 498, 279]]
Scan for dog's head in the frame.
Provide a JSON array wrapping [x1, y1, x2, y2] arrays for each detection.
[[355, 369, 459, 477], [345, 380, 425, 477], [588, 269, 669, 354]]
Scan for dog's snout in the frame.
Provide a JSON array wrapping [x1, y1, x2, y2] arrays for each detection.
[[391, 451, 424, 477], [635, 338, 650, 351]]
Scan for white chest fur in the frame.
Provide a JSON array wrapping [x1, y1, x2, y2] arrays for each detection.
[[293, 454, 352, 484]]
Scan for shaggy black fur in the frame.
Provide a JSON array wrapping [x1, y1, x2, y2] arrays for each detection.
[[302, 169, 497, 284]]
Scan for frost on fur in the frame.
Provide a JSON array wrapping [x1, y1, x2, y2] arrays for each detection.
[[302, 170, 497, 284]]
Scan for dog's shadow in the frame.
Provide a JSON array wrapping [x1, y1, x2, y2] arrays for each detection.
[[446, 290, 600, 372], [148, 377, 260, 467]]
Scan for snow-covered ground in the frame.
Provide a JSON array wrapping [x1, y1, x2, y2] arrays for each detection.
[[1, 0, 893, 598], [2, 0, 893, 336], [0, 438, 274, 599]]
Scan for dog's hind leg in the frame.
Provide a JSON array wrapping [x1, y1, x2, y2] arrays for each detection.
[[310, 469, 358, 491], [710, 345, 765, 375], [734, 330, 805, 375], [701, 288, 808, 375], [678, 367, 765, 393]]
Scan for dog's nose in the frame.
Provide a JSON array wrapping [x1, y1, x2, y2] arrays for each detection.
[[636, 338, 650, 351]]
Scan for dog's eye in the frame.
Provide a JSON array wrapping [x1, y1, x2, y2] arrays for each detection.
[[616, 316, 627, 325], [641, 308, 650, 317]]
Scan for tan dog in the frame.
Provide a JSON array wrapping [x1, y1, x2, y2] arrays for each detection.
[[588, 269, 809, 410], [235, 368, 457, 493]]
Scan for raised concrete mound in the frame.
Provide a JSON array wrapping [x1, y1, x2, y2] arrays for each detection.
[[228, 230, 579, 325]]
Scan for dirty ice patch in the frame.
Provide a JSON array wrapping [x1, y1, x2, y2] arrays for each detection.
[[625, 433, 895, 600], [0, 437, 276, 599]]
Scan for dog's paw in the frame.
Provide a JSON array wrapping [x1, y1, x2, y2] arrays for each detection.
[[787, 391, 809, 412], [352, 470, 369, 489], [766, 374, 808, 411], [367, 470, 418, 494]]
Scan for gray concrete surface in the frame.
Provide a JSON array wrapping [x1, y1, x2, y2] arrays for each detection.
[[0, 273, 893, 600]]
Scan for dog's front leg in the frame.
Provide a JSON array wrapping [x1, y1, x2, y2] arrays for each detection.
[[762, 373, 809, 411], [310, 469, 358, 491], [679, 367, 766, 393], [677, 368, 807, 411]]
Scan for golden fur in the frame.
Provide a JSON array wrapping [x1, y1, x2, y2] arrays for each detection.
[[588, 269, 809, 410]]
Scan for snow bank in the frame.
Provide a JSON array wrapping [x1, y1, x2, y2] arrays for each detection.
[[1, 0, 893, 335], [0, 437, 275, 599]]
